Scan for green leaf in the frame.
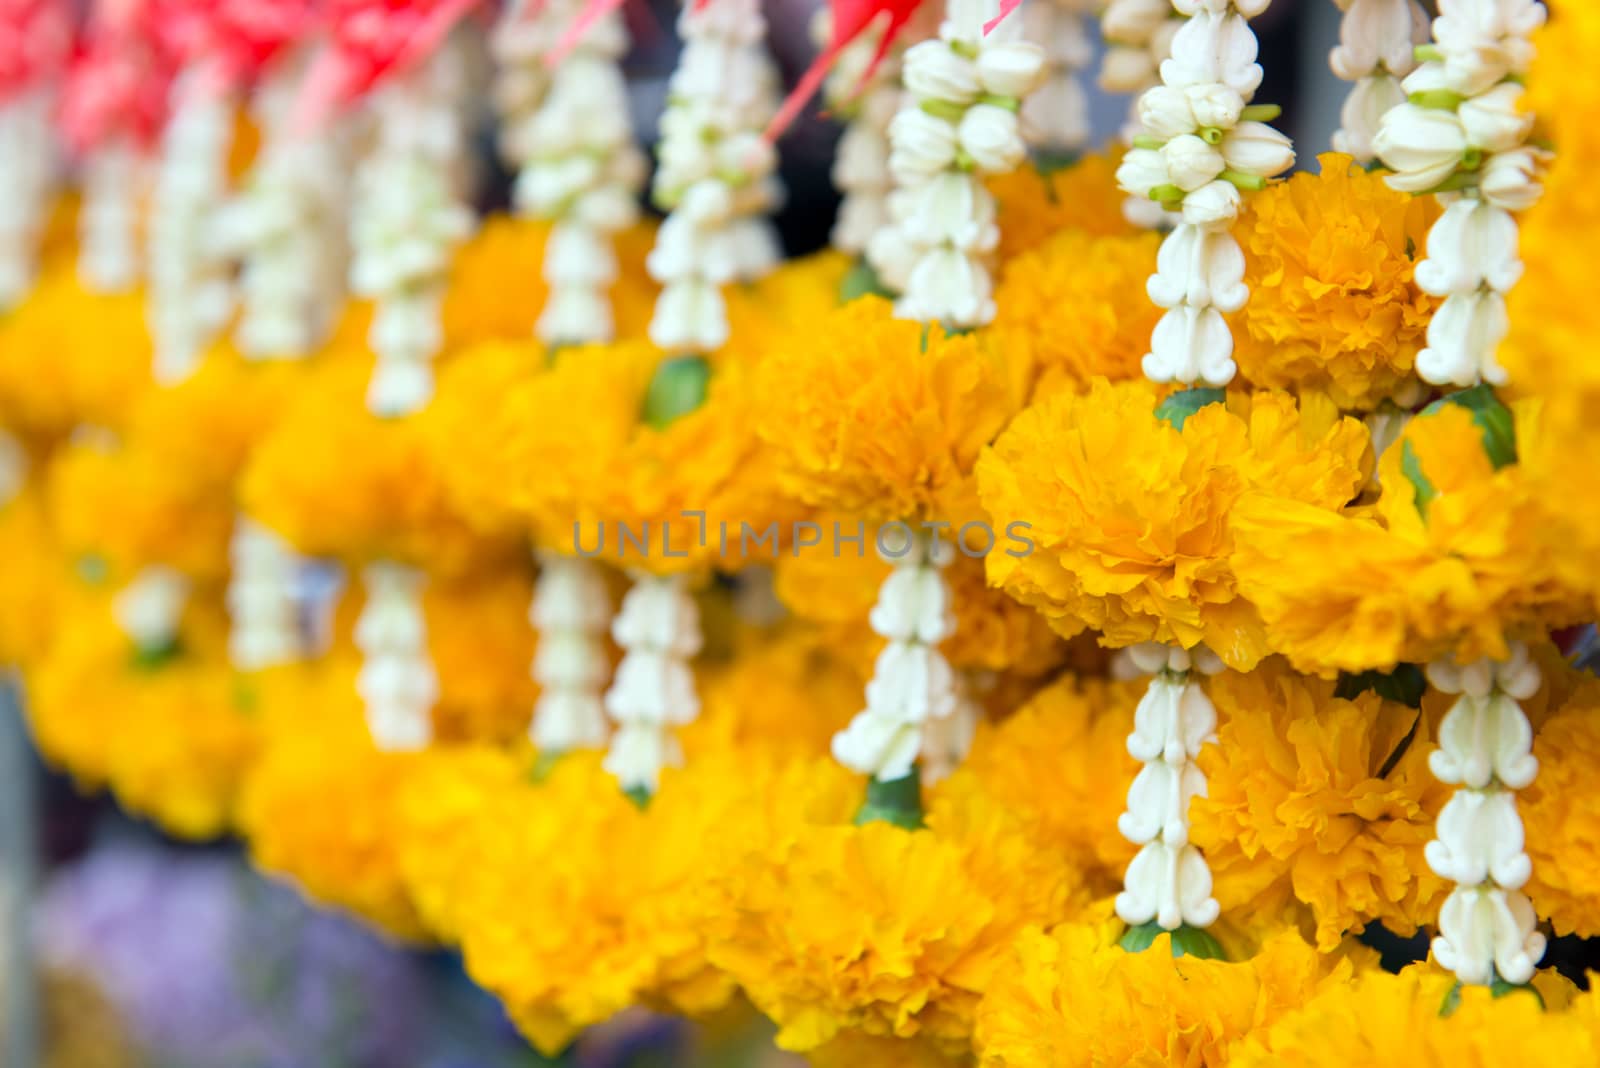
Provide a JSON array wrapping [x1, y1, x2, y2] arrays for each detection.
[[1033, 149, 1080, 177], [641, 354, 712, 430], [854, 767, 924, 830], [1335, 663, 1427, 708], [131, 638, 183, 673], [622, 783, 652, 810], [838, 258, 894, 305], [1155, 387, 1227, 431], [529, 750, 564, 784], [1401, 438, 1437, 518], [1119, 922, 1227, 960], [1424, 383, 1518, 469], [1491, 977, 1545, 1009], [75, 554, 108, 586]]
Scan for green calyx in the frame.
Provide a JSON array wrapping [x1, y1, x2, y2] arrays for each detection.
[[1239, 104, 1282, 123], [529, 750, 565, 784], [131, 637, 183, 673], [919, 98, 966, 124], [1403, 384, 1518, 520], [1440, 977, 1545, 1017], [75, 554, 109, 586], [1410, 88, 1465, 111], [977, 93, 1020, 113], [1198, 126, 1224, 146], [1155, 387, 1227, 431], [1220, 169, 1267, 192], [839, 258, 895, 305], [1131, 134, 1165, 151], [623, 783, 652, 810], [1335, 663, 1428, 709], [1120, 922, 1227, 960], [854, 767, 925, 830], [642, 354, 713, 430]]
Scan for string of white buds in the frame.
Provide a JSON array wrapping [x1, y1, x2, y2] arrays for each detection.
[[112, 565, 190, 655], [226, 517, 304, 671], [147, 66, 236, 385], [602, 573, 701, 794], [814, 10, 908, 255], [1372, 0, 1547, 389], [1116, 0, 1294, 388], [1425, 642, 1546, 987], [1114, 641, 1224, 932], [1328, 0, 1426, 162], [0, 85, 57, 309], [866, 0, 1046, 328], [502, 0, 646, 345], [217, 54, 349, 361], [832, 531, 959, 783], [354, 561, 437, 752], [78, 137, 147, 294], [1099, 0, 1182, 140], [646, 0, 784, 353], [351, 42, 476, 416], [529, 552, 612, 755], [1020, 0, 1096, 154]]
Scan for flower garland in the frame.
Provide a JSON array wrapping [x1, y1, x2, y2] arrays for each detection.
[[646, 0, 783, 352], [867, 0, 1045, 326], [1373, 0, 1547, 388], [1425, 643, 1546, 988], [602, 573, 700, 795], [1019, 0, 1094, 154], [529, 552, 611, 757], [503, 0, 645, 345], [1328, 0, 1425, 162], [220, 48, 348, 361], [227, 517, 303, 671], [814, 9, 909, 255], [1113, 642, 1223, 939], [355, 561, 437, 752], [348, 34, 476, 415], [0, 0, 69, 310], [831, 530, 957, 794]]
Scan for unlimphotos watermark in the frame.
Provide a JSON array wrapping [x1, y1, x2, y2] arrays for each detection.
[[571, 513, 1035, 560]]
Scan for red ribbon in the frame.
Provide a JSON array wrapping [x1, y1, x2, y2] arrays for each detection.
[[0, 0, 71, 103], [766, 0, 928, 142]]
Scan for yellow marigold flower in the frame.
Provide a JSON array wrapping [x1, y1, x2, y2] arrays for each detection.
[[990, 229, 1162, 399], [1521, 672, 1600, 937], [987, 153, 1135, 264], [711, 790, 1090, 1056], [46, 438, 233, 583], [978, 380, 1370, 668], [938, 674, 1142, 896], [238, 658, 431, 942], [440, 216, 657, 350], [124, 346, 306, 495], [0, 263, 150, 441], [422, 567, 539, 745], [682, 624, 863, 760], [105, 658, 258, 840], [1190, 664, 1451, 951], [393, 745, 528, 940], [723, 249, 852, 368], [1232, 403, 1593, 673], [1230, 965, 1599, 1067], [460, 749, 856, 1055], [974, 922, 1361, 1068], [421, 339, 549, 541], [1230, 154, 1439, 410], [0, 485, 62, 667], [773, 541, 1066, 677], [242, 358, 512, 574], [756, 296, 1027, 525]]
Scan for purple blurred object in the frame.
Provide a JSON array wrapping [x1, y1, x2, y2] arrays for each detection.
[[35, 834, 426, 1068]]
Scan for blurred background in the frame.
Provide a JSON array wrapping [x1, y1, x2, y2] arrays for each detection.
[[0, 1, 1360, 1065]]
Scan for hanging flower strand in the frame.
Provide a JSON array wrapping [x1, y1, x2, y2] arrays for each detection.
[[1425, 643, 1546, 989], [866, 0, 1047, 327], [300, 0, 480, 416], [507, 0, 645, 346], [1372, 0, 1547, 389], [1327, 0, 1426, 162], [1116, 0, 1294, 388], [0, 0, 69, 310], [1019, 0, 1095, 155], [646, 0, 784, 353], [530, 552, 612, 760]]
